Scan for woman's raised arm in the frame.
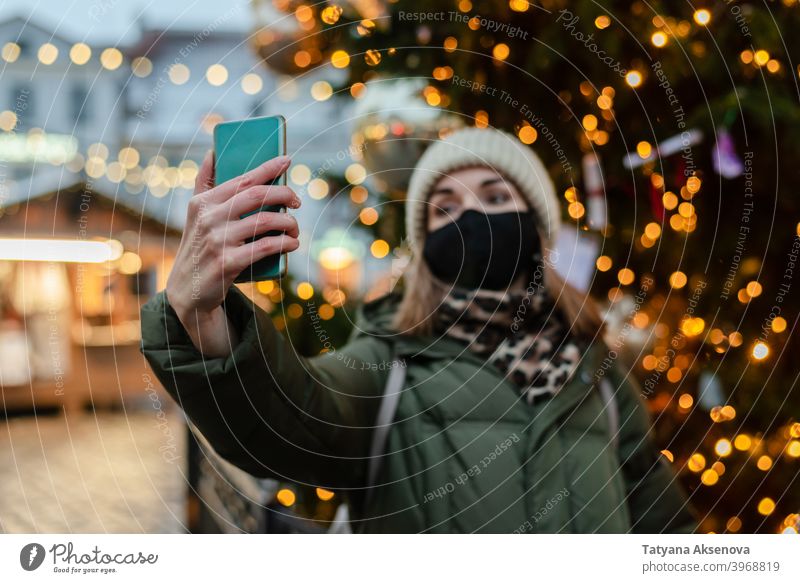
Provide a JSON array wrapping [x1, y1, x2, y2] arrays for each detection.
[[140, 152, 393, 489]]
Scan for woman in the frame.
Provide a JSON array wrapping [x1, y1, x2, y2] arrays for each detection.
[[140, 127, 696, 533]]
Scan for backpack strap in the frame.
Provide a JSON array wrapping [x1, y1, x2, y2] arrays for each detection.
[[597, 376, 620, 452], [366, 358, 406, 492], [328, 357, 406, 534]]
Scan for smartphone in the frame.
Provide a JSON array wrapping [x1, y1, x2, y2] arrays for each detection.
[[213, 115, 288, 282]]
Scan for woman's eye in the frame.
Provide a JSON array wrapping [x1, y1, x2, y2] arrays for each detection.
[[433, 202, 458, 216], [487, 191, 510, 204]]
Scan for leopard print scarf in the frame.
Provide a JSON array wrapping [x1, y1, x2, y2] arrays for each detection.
[[434, 282, 584, 403]]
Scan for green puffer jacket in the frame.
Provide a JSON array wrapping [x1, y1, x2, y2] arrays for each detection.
[[139, 285, 697, 534]]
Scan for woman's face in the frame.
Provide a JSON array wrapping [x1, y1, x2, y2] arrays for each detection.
[[426, 166, 529, 232]]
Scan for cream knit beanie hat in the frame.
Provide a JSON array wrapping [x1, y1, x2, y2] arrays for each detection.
[[405, 127, 561, 252]]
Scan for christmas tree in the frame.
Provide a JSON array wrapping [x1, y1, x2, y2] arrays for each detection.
[[252, 0, 800, 533]]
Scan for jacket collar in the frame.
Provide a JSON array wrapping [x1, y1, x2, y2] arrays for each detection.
[[357, 291, 610, 440], [526, 340, 608, 449], [392, 326, 609, 444]]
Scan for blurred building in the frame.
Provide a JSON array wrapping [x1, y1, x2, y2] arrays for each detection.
[[0, 11, 358, 412]]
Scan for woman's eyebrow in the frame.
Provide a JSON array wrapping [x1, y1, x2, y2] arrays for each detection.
[[431, 176, 506, 195], [479, 177, 506, 187], [430, 186, 455, 196]]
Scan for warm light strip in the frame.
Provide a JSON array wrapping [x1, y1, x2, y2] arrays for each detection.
[[0, 238, 123, 263]]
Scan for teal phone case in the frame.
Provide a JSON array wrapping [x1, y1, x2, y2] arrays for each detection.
[[213, 115, 287, 282]]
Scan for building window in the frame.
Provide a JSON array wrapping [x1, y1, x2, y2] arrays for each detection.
[[10, 84, 32, 126], [71, 84, 90, 126], [16, 39, 30, 58]]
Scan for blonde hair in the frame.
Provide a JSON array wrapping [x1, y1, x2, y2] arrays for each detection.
[[391, 238, 605, 341]]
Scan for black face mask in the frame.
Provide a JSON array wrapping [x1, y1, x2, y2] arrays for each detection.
[[423, 210, 542, 290]]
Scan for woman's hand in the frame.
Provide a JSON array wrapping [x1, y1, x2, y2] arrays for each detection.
[[165, 151, 301, 357]]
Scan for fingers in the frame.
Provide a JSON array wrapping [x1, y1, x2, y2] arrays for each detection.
[[225, 234, 299, 276], [195, 150, 215, 194], [210, 155, 291, 203], [230, 210, 299, 242], [224, 184, 301, 218]]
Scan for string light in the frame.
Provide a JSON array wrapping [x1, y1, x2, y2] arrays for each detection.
[[290, 164, 311, 185], [70, 43, 91, 65], [688, 453, 706, 472], [38, 43, 58, 64], [596, 256, 612, 272], [594, 15, 611, 29], [100, 48, 123, 70], [758, 498, 776, 516], [754, 50, 770, 67], [693, 9, 711, 26], [296, 282, 314, 300], [169, 64, 190, 85], [206, 64, 228, 86], [651, 31, 668, 47], [320, 5, 342, 24], [371, 239, 390, 258], [669, 271, 687, 289], [752, 341, 770, 361], [350, 185, 368, 204], [276, 488, 296, 507], [493, 43, 510, 60], [241, 73, 263, 94], [311, 81, 333, 101], [131, 56, 152, 77], [2, 42, 20, 62], [568, 201, 585, 219], [307, 178, 329, 199], [715, 439, 732, 457], [734, 434, 752, 450], [359, 207, 379, 226], [701, 469, 719, 486], [625, 70, 643, 88], [286, 303, 303, 319], [518, 125, 537, 144], [345, 163, 366, 184], [331, 50, 350, 68], [316, 487, 335, 501]]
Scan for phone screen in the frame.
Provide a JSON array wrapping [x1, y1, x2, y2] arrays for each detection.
[[213, 115, 287, 282]]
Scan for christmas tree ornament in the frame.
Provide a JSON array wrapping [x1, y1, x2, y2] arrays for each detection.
[[622, 129, 703, 170], [649, 177, 666, 221], [352, 78, 459, 193], [698, 370, 725, 411], [552, 227, 601, 293], [582, 152, 607, 230], [712, 128, 744, 179]]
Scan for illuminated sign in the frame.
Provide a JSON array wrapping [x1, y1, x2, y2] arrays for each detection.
[[0, 133, 78, 163]]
